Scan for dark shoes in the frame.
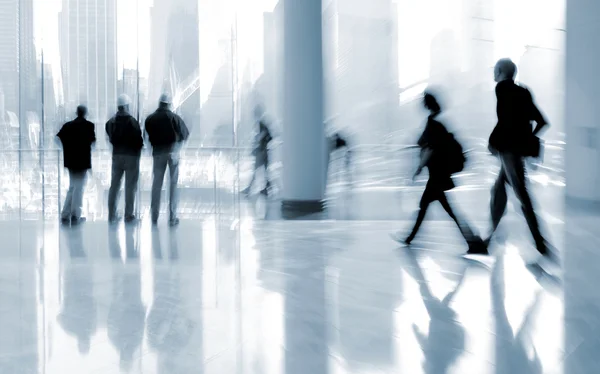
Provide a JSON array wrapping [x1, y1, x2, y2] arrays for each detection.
[[151, 217, 179, 226], [390, 232, 413, 246], [466, 236, 489, 255], [537, 239, 559, 264], [62, 216, 86, 225], [124, 215, 139, 224], [108, 214, 121, 224]]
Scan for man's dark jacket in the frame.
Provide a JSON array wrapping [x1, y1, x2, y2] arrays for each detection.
[[57, 117, 96, 171], [488, 80, 546, 156], [106, 111, 144, 156], [145, 107, 190, 155]]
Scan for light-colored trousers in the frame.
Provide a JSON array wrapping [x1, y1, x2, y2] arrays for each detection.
[[61, 169, 88, 219]]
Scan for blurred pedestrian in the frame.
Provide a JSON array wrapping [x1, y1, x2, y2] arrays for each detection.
[[486, 58, 554, 259], [391, 92, 485, 253], [242, 105, 273, 197]]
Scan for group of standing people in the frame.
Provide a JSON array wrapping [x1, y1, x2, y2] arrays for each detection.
[[392, 58, 554, 262], [57, 93, 189, 226]]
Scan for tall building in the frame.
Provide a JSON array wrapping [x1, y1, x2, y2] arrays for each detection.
[[0, 0, 37, 149], [326, 0, 399, 144], [59, 0, 118, 144], [148, 0, 200, 139], [41, 63, 59, 149], [118, 68, 147, 119]]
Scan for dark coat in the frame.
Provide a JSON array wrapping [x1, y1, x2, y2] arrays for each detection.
[[489, 80, 546, 156], [418, 115, 455, 191], [106, 111, 144, 156], [57, 117, 96, 171], [145, 107, 190, 155]]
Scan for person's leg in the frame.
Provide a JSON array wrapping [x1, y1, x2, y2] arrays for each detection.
[[167, 152, 180, 222], [438, 192, 485, 253], [61, 169, 75, 222], [243, 156, 261, 194], [70, 170, 88, 220], [124, 155, 140, 221], [406, 185, 435, 244], [261, 160, 271, 195], [243, 170, 257, 194], [151, 154, 168, 223], [488, 164, 509, 241], [108, 155, 125, 221], [501, 153, 547, 253]]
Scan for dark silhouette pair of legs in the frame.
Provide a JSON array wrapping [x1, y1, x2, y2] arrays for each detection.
[[406, 180, 479, 248], [488, 153, 548, 253]]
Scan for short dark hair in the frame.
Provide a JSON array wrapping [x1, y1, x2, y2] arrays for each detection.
[[76, 105, 87, 118], [496, 58, 517, 79], [423, 92, 441, 113]]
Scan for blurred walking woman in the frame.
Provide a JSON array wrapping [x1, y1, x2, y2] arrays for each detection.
[[391, 92, 485, 254]]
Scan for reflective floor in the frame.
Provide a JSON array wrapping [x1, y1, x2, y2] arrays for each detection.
[[1, 206, 589, 373]]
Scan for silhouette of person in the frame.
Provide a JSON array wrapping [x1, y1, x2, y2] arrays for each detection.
[[327, 131, 352, 185], [401, 249, 467, 374], [57, 227, 97, 355], [106, 225, 145, 370], [57, 105, 96, 225], [392, 91, 484, 253], [242, 105, 273, 197], [491, 255, 543, 374], [145, 93, 190, 226], [106, 94, 144, 224], [146, 228, 194, 372], [486, 58, 553, 258]]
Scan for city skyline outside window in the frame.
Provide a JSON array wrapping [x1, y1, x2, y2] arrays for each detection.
[[0, 0, 565, 219]]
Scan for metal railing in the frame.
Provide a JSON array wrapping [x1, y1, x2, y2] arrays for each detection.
[[0, 139, 564, 219]]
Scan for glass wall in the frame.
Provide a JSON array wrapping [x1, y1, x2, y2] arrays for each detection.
[[0, 0, 565, 219]]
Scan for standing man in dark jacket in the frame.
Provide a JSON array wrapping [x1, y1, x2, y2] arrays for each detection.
[[145, 93, 189, 226], [106, 94, 144, 224], [57, 105, 96, 225], [486, 58, 552, 257]]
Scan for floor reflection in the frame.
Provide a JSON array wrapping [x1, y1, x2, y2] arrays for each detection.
[[400, 248, 467, 374], [58, 226, 97, 355], [0, 219, 570, 373], [107, 225, 146, 371], [492, 255, 543, 374]]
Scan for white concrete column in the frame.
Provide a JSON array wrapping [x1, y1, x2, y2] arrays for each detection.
[[565, 0, 600, 204], [281, 0, 327, 213], [565, 3, 600, 374]]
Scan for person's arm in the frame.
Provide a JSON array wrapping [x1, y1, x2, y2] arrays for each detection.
[[528, 90, 549, 136], [179, 117, 190, 141], [89, 122, 96, 144], [56, 124, 65, 147], [105, 120, 112, 143], [56, 125, 64, 142], [415, 148, 433, 178], [173, 115, 190, 142], [132, 118, 144, 149]]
